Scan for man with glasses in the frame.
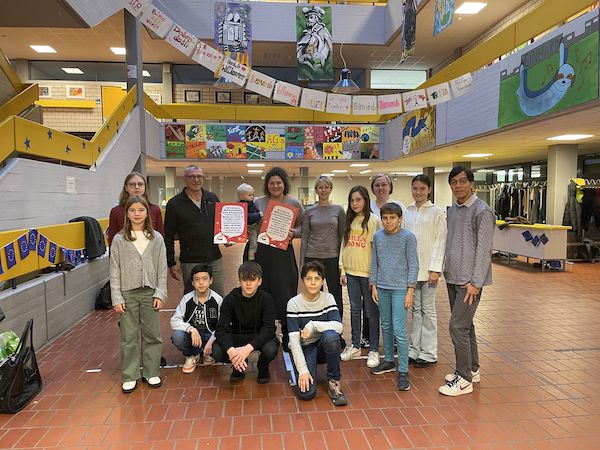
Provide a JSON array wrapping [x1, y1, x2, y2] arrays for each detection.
[[165, 165, 225, 296], [439, 166, 494, 397]]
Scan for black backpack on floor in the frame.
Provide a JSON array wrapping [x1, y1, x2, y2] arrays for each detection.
[[95, 281, 112, 310]]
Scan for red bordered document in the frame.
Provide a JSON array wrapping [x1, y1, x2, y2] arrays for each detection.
[[257, 200, 298, 250], [214, 202, 248, 244]]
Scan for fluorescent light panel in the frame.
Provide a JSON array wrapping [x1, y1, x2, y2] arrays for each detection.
[[30, 45, 56, 53], [547, 134, 593, 141], [62, 67, 83, 74], [247, 163, 265, 167], [455, 2, 487, 14], [463, 153, 492, 158], [359, 169, 372, 174], [111, 47, 126, 55], [332, 169, 347, 173], [248, 169, 263, 173], [350, 163, 369, 167], [321, 173, 335, 177]]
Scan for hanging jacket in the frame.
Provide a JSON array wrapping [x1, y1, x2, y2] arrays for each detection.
[[563, 182, 582, 240], [68, 216, 106, 259]]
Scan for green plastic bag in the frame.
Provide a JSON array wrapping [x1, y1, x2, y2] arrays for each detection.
[[0, 331, 20, 360]]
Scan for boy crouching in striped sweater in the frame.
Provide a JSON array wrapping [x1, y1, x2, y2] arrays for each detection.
[[287, 261, 348, 406]]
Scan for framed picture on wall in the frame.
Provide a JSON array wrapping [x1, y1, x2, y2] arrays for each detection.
[[39, 85, 52, 98], [66, 85, 85, 99], [184, 90, 200, 102], [244, 93, 260, 104], [215, 92, 231, 104]]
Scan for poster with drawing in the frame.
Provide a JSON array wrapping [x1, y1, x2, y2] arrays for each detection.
[[214, 202, 247, 244], [258, 201, 298, 250], [401, 106, 436, 155], [215, 2, 251, 66], [400, 0, 417, 64], [296, 6, 333, 81], [433, 0, 454, 36]]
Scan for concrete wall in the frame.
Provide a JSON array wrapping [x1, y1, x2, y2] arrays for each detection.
[[0, 256, 108, 350]]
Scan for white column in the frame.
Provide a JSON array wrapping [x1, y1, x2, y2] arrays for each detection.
[[547, 144, 578, 225]]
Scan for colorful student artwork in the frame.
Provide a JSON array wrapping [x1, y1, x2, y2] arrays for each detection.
[[165, 123, 383, 160], [400, 0, 417, 64], [401, 106, 436, 155], [214, 202, 248, 244], [426, 81, 452, 105], [258, 201, 299, 250], [140, 5, 173, 38], [296, 5, 333, 81], [214, 2, 251, 66], [245, 70, 276, 98], [433, 0, 454, 36], [165, 24, 198, 57], [192, 42, 225, 72], [498, 24, 599, 128]]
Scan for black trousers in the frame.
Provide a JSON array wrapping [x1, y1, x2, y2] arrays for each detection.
[[213, 338, 279, 374]]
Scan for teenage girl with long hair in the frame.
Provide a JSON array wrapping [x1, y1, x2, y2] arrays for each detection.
[[338, 186, 381, 368], [110, 195, 167, 393]]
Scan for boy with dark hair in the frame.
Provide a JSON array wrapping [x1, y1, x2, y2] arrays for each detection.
[[287, 261, 348, 406], [214, 261, 278, 383], [170, 264, 223, 373]]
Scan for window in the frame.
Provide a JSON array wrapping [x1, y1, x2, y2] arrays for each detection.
[[370, 69, 427, 90]]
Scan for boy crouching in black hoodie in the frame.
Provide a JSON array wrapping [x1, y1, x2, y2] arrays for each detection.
[[213, 261, 278, 384]]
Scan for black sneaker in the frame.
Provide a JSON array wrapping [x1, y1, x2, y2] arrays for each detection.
[[409, 357, 417, 365], [360, 338, 370, 349], [397, 372, 410, 391], [370, 361, 396, 375], [327, 379, 348, 406], [413, 358, 436, 368], [230, 369, 245, 383], [257, 371, 270, 384]]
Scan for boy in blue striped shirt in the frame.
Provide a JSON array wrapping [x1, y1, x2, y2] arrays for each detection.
[[287, 261, 348, 406]]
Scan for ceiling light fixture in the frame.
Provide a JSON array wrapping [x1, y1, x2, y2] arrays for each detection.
[[331, 43, 360, 94], [248, 169, 263, 173], [455, 2, 487, 14], [332, 169, 347, 173], [547, 134, 594, 141], [462, 153, 492, 158], [30, 45, 56, 53], [350, 163, 369, 167], [62, 67, 83, 74], [359, 169, 372, 174], [321, 173, 335, 177], [111, 47, 126, 55], [247, 163, 265, 167]]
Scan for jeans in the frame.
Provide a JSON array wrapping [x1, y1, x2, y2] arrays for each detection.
[[447, 284, 481, 382], [171, 329, 213, 357], [119, 287, 162, 382], [181, 258, 225, 297], [212, 338, 280, 376], [292, 330, 342, 401], [409, 281, 438, 362], [347, 275, 379, 351], [377, 288, 408, 373], [305, 257, 343, 318]]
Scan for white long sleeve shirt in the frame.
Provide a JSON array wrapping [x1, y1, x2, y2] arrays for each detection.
[[403, 200, 447, 282]]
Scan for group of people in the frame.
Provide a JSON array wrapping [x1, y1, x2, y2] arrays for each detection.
[[108, 164, 495, 405]]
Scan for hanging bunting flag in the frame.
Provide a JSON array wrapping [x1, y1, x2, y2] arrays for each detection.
[[5, 243, 17, 269], [377, 93, 404, 114], [140, 5, 173, 39], [123, 0, 152, 17], [75, 250, 83, 265], [273, 81, 302, 107], [192, 42, 225, 73], [17, 234, 29, 260], [450, 73, 474, 97], [48, 242, 58, 264], [299, 88, 327, 112], [38, 234, 48, 258], [325, 93, 352, 115], [400, 0, 418, 64], [426, 81, 452, 105], [433, 0, 454, 36], [296, 6, 333, 81], [165, 24, 199, 57], [402, 89, 428, 111], [245, 70, 276, 98], [352, 96, 378, 115], [28, 229, 38, 251], [218, 57, 249, 86]]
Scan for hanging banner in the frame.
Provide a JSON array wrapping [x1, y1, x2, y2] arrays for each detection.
[[165, 24, 198, 57], [192, 42, 224, 73], [426, 81, 452, 105], [450, 73, 474, 98], [218, 57, 249, 86], [123, 0, 151, 17], [377, 93, 404, 114], [402, 89, 428, 111], [246, 70, 276, 98], [273, 81, 302, 107], [433, 0, 454, 36], [215, 2, 252, 67], [325, 93, 351, 115], [352, 96, 378, 115], [400, 0, 417, 64], [300, 88, 327, 112], [296, 6, 333, 81], [140, 5, 173, 38]]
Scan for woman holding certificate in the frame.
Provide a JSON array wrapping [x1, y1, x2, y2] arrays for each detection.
[[254, 167, 304, 351]]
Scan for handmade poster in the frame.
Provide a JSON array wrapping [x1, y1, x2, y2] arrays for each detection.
[[285, 126, 304, 144], [166, 141, 185, 158], [215, 2, 252, 66], [165, 124, 185, 141], [426, 81, 452, 105], [299, 88, 327, 112], [226, 142, 246, 159], [401, 106, 436, 154], [285, 146, 304, 159], [192, 42, 224, 73], [265, 134, 286, 152], [165, 24, 198, 57], [325, 93, 351, 115], [450, 73, 473, 98], [305, 126, 325, 143], [322, 142, 343, 159], [296, 6, 333, 81], [258, 201, 299, 250], [273, 81, 302, 106], [218, 57, 249, 86], [185, 141, 206, 159], [377, 93, 404, 114], [246, 125, 265, 142], [360, 126, 380, 143], [246, 70, 276, 98], [207, 141, 227, 158], [360, 143, 380, 159], [324, 126, 342, 142], [246, 143, 267, 159], [226, 125, 246, 142], [140, 5, 173, 38], [400, 0, 417, 64], [186, 124, 206, 142], [124, 0, 151, 17], [342, 142, 361, 159], [352, 96, 378, 115], [342, 127, 361, 143], [304, 143, 323, 159], [402, 89, 428, 111], [206, 124, 227, 141], [214, 202, 248, 244], [433, 0, 454, 36]]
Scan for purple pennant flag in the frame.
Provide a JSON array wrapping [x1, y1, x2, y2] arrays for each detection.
[[68, 250, 76, 265], [75, 250, 82, 265], [17, 234, 29, 260], [38, 235, 48, 257], [5, 242, 17, 269], [28, 229, 38, 251], [48, 242, 58, 263]]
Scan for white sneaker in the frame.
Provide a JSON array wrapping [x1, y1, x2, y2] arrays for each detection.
[[444, 369, 480, 383], [366, 351, 380, 368], [439, 374, 473, 396], [203, 354, 216, 365], [182, 355, 199, 373], [340, 346, 361, 361], [147, 376, 162, 388], [121, 380, 137, 393]]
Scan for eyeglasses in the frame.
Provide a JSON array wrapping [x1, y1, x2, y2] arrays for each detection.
[[127, 182, 145, 188], [185, 174, 204, 180], [450, 177, 470, 186], [373, 184, 389, 189]]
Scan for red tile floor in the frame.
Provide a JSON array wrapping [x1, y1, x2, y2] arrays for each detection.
[[1, 245, 599, 449]]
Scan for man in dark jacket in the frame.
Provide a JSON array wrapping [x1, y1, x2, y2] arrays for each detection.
[[164, 165, 225, 296], [213, 261, 278, 384]]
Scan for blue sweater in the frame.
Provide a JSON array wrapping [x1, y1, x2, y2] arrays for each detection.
[[369, 228, 419, 290]]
